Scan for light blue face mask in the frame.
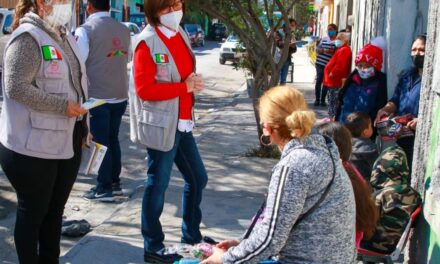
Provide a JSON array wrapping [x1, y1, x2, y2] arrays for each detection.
[[356, 66, 375, 79], [334, 40, 343, 48]]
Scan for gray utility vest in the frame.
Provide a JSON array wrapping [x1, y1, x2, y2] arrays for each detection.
[[81, 16, 130, 100], [129, 25, 195, 152], [0, 23, 88, 159]]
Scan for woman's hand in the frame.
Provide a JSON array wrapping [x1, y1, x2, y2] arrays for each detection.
[[374, 109, 390, 126], [407, 118, 418, 130], [200, 246, 226, 264], [65, 100, 87, 118], [185, 73, 204, 94], [82, 133, 93, 148], [216, 240, 240, 250]]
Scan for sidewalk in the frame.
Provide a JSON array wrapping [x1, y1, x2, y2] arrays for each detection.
[[0, 47, 325, 263], [61, 47, 325, 263]]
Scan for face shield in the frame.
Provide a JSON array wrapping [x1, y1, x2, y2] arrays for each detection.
[[43, 0, 75, 27]]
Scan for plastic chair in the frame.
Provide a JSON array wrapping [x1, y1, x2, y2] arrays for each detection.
[[357, 207, 421, 263]]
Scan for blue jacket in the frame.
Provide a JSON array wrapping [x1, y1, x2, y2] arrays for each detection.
[[336, 70, 388, 124], [390, 68, 421, 117]]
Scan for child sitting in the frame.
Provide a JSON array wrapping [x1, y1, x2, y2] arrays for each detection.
[[344, 112, 379, 181], [317, 122, 378, 249], [360, 146, 421, 254]]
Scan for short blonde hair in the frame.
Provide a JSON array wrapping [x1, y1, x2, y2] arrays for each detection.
[[259, 86, 316, 139]]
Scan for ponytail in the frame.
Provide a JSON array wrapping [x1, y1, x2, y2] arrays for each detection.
[[285, 110, 316, 139], [12, 0, 38, 30]]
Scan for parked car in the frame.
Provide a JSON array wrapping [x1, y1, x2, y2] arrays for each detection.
[[0, 8, 14, 37], [129, 13, 146, 29], [122, 22, 141, 60], [183, 24, 205, 47], [219, 34, 245, 65], [0, 8, 14, 82], [209, 23, 227, 40]]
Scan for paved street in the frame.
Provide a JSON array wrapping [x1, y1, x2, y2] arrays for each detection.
[[0, 41, 325, 263]]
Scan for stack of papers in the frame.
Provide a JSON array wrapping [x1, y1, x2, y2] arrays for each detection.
[[79, 141, 108, 175]]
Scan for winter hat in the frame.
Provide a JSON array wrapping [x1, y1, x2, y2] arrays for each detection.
[[355, 42, 383, 71]]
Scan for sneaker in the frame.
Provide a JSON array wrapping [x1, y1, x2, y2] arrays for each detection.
[[320, 101, 327, 107], [112, 182, 123, 196], [313, 100, 320, 106], [83, 189, 114, 202], [144, 249, 182, 264]]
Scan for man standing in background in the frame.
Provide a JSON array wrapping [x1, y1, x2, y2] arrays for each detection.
[[314, 23, 338, 107], [75, 0, 131, 201]]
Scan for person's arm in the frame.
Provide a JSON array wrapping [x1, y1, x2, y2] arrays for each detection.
[[3, 33, 69, 114], [74, 27, 90, 61], [133, 41, 188, 101], [221, 166, 310, 264]]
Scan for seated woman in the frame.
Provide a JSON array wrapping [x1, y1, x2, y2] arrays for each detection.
[[360, 146, 421, 254], [317, 122, 379, 249], [201, 86, 356, 264]]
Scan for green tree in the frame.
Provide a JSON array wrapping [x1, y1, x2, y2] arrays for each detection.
[[189, 0, 300, 145]]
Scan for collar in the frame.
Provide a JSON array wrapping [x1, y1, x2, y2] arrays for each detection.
[[158, 25, 178, 39], [86, 11, 110, 22]]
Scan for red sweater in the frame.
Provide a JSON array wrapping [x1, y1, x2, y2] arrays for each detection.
[[324, 44, 352, 88], [134, 28, 194, 120]]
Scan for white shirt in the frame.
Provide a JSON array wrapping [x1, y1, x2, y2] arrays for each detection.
[[75, 12, 128, 104], [158, 25, 178, 39]]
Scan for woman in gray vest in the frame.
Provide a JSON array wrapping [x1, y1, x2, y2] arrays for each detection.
[[0, 0, 88, 263], [130, 0, 207, 263]]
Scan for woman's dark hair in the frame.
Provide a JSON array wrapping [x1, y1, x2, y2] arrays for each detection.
[[317, 122, 379, 238], [415, 34, 427, 45], [13, 0, 42, 30], [88, 0, 110, 11], [144, 0, 185, 27], [344, 112, 371, 138], [328, 23, 338, 31]]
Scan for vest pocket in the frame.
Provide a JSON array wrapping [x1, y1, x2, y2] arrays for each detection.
[[26, 112, 69, 155], [38, 79, 69, 99], [137, 108, 173, 151]]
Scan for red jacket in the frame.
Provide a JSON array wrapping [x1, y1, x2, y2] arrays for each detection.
[[324, 44, 352, 88]]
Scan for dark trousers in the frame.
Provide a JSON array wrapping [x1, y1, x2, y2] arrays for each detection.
[[397, 136, 415, 174], [141, 131, 208, 252], [279, 59, 291, 85], [89, 101, 127, 192], [0, 123, 83, 264], [315, 64, 328, 103]]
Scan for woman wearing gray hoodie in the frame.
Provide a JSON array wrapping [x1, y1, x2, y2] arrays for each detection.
[[202, 86, 356, 264], [0, 1, 88, 263]]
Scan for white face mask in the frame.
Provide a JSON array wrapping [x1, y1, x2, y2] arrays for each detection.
[[46, 4, 73, 27], [159, 10, 183, 32]]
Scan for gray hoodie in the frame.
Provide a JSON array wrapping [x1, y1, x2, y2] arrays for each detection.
[[222, 134, 356, 264], [350, 137, 378, 181]]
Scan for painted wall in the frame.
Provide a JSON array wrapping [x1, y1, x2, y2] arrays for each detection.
[[408, 0, 440, 262], [110, 0, 137, 22], [351, 0, 428, 97]]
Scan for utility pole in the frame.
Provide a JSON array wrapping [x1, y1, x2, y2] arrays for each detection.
[[124, 0, 129, 22]]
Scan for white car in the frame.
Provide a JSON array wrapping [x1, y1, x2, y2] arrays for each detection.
[[219, 34, 245, 64], [122, 22, 141, 46]]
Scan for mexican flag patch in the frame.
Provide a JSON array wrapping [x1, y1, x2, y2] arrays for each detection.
[[42, 45, 62, 61], [155, 53, 169, 64]]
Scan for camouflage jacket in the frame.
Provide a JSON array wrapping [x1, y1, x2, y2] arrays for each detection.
[[360, 146, 421, 254]]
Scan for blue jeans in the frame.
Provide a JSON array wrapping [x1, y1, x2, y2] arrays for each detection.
[[279, 59, 291, 85], [89, 101, 127, 192], [142, 131, 208, 252], [315, 64, 328, 103]]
